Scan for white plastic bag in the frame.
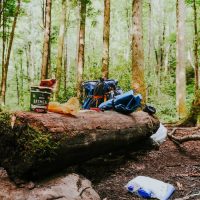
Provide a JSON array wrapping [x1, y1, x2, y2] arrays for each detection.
[[125, 176, 175, 200], [151, 123, 167, 145]]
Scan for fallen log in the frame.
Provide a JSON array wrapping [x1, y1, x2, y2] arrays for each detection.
[[0, 110, 159, 180]]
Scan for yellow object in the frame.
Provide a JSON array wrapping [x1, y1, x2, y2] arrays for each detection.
[[48, 97, 80, 116]]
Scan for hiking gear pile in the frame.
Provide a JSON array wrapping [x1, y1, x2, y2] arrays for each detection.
[[82, 78, 122, 109], [82, 78, 156, 115]]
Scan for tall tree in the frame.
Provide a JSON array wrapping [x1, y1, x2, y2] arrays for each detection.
[[0, 0, 21, 106], [63, 9, 70, 95], [147, 0, 152, 67], [55, 0, 67, 100], [132, 0, 146, 101], [77, 0, 86, 99], [193, 0, 199, 93], [176, 0, 186, 118], [102, 0, 110, 79], [41, 0, 51, 80]]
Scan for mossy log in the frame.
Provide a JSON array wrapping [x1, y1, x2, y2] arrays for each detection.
[[0, 111, 159, 180]]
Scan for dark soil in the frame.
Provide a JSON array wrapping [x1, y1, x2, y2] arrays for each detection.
[[74, 127, 200, 200]]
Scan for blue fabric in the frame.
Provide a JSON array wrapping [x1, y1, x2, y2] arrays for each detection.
[[82, 79, 119, 109], [98, 90, 142, 114]]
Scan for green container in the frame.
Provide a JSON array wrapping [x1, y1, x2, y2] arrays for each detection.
[[30, 86, 52, 113]]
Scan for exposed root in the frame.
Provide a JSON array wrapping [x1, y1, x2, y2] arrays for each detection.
[[174, 191, 200, 200], [168, 128, 200, 144]]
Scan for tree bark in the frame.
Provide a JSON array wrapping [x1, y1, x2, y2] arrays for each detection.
[[147, 0, 152, 68], [19, 54, 24, 107], [193, 0, 199, 93], [41, 0, 51, 80], [63, 9, 70, 95], [102, 0, 110, 79], [0, 0, 21, 106], [132, 0, 146, 102], [0, 111, 159, 180], [176, 0, 186, 118], [54, 0, 67, 100], [15, 66, 20, 105], [77, 0, 86, 99], [25, 44, 32, 87], [1, 0, 6, 94]]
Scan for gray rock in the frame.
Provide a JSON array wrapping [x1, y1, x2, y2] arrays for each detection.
[[0, 168, 100, 200]]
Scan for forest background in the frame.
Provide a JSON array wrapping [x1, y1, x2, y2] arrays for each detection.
[[0, 0, 199, 123]]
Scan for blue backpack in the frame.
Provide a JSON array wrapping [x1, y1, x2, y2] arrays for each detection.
[[82, 79, 120, 109]]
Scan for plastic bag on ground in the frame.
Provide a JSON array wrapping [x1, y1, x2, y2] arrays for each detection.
[[150, 123, 167, 145], [125, 176, 175, 200]]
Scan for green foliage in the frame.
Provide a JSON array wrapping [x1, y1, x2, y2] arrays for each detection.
[[0, 0, 199, 125]]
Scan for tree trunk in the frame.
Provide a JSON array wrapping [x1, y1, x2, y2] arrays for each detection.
[[147, 0, 152, 68], [1, 1, 6, 95], [0, 111, 159, 180], [64, 29, 68, 95], [14, 64, 20, 105], [176, 0, 186, 118], [193, 0, 199, 93], [42, 0, 46, 28], [41, 0, 51, 80], [77, 0, 86, 99], [0, 0, 2, 23], [102, 0, 110, 79], [164, 44, 171, 75], [132, 0, 146, 102], [25, 44, 31, 88], [54, 0, 67, 100], [0, 0, 21, 106], [19, 54, 24, 107]]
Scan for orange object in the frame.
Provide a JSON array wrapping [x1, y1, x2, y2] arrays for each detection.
[[48, 102, 63, 114], [48, 97, 80, 116]]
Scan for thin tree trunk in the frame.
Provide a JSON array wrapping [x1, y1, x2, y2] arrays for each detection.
[[164, 44, 171, 75], [41, 0, 51, 80], [132, 0, 146, 102], [176, 0, 186, 118], [25, 44, 31, 88], [147, 0, 152, 67], [63, 8, 70, 94], [1, 2, 5, 94], [63, 36, 68, 95], [15, 64, 20, 106], [63, 11, 70, 94], [193, 0, 199, 93], [102, 0, 110, 79], [77, 0, 86, 99], [47, 1, 52, 78], [160, 23, 166, 68], [55, 0, 67, 100], [42, 0, 46, 28], [75, 4, 81, 77], [0, 0, 2, 27], [19, 54, 24, 107], [0, 0, 21, 106]]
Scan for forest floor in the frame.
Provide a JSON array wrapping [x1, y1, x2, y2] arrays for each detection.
[[75, 127, 200, 200], [0, 127, 199, 200]]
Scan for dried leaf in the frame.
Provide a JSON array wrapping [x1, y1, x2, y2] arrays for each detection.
[[176, 181, 183, 190]]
